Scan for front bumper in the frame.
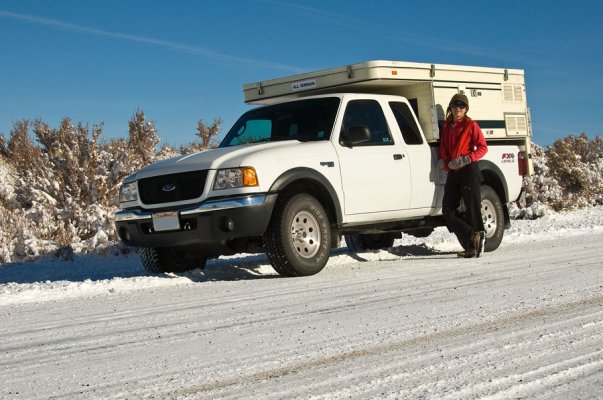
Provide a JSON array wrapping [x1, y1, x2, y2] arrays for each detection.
[[115, 194, 277, 255]]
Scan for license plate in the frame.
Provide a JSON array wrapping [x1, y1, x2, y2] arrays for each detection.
[[152, 211, 180, 232]]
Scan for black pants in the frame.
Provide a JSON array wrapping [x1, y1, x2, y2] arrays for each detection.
[[442, 163, 485, 249]]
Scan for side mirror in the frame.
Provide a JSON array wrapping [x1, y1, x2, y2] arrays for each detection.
[[340, 125, 371, 147]]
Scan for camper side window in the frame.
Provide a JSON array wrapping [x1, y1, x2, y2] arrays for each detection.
[[341, 100, 394, 146], [389, 102, 423, 145]]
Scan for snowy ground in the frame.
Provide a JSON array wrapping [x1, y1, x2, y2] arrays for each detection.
[[1, 207, 602, 399]]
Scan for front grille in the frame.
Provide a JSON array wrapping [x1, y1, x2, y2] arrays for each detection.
[[138, 170, 207, 205]]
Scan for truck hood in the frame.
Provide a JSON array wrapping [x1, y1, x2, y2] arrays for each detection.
[[128, 141, 311, 181]]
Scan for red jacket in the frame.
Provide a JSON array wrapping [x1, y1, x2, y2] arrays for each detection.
[[440, 117, 488, 172]]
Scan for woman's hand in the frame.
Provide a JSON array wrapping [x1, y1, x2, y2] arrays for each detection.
[[448, 155, 471, 170]]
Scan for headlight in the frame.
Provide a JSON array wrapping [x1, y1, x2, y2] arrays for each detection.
[[213, 167, 258, 190], [119, 181, 138, 203]]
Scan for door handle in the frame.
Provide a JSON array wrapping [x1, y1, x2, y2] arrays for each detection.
[[393, 154, 405, 160]]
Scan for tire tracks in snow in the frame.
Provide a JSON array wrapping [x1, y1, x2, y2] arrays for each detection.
[[159, 295, 603, 399]]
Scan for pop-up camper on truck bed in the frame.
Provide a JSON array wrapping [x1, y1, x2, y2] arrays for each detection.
[[245, 60, 532, 161]]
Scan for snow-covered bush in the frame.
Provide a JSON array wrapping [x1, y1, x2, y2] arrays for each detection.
[[178, 118, 222, 154], [511, 134, 602, 219], [510, 143, 562, 219], [0, 112, 222, 263], [546, 134, 603, 209], [125, 110, 160, 170]]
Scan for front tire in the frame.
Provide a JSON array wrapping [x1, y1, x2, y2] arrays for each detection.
[[139, 247, 207, 273], [480, 185, 505, 252], [263, 193, 332, 277]]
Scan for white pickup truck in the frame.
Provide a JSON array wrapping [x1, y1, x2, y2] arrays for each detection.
[[115, 60, 533, 276]]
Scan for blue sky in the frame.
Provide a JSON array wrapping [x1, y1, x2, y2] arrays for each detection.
[[0, 0, 601, 147]]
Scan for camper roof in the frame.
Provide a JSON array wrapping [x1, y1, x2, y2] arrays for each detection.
[[244, 60, 525, 105]]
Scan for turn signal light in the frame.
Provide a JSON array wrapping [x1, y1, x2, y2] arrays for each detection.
[[242, 167, 259, 186]]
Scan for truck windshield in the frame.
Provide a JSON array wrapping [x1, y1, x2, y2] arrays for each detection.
[[219, 97, 340, 147]]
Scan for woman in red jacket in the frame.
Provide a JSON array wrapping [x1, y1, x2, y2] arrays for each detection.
[[439, 94, 488, 258]]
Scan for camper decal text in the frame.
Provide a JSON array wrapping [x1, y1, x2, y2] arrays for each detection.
[[292, 79, 317, 91]]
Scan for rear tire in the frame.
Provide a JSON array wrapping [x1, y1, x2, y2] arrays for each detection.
[[139, 247, 207, 273], [263, 193, 332, 277], [345, 233, 395, 252], [480, 185, 505, 252]]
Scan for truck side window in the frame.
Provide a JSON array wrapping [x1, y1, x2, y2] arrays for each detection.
[[389, 102, 423, 145], [341, 100, 393, 146]]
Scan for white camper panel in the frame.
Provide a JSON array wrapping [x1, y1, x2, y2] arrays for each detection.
[[243, 60, 530, 143]]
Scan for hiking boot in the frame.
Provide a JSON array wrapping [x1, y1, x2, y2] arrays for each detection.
[[473, 231, 485, 258]]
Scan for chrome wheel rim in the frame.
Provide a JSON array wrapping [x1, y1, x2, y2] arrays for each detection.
[[481, 199, 497, 238], [290, 210, 321, 258]]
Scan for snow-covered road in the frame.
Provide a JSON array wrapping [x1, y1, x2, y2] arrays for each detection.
[[1, 209, 602, 399]]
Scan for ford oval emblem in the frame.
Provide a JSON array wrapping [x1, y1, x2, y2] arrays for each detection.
[[162, 183, 176, 192]]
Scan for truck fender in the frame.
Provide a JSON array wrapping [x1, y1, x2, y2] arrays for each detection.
[[477, 159, 509, 203], [268, 167, 343, 224]]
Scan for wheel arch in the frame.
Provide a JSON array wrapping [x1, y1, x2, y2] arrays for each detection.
[[478, 160, 508, 202], [269, 167, 342, 225]]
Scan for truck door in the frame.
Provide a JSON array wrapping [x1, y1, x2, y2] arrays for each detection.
[[335, 99, 411, 215], [388, 100, 439, 211]]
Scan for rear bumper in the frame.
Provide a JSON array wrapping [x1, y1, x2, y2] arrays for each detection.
[[115, 194, 277, 255]]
